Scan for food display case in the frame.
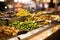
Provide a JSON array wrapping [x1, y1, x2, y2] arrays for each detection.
[[0, 8, 60, 40], [0, 0, 60, 40]]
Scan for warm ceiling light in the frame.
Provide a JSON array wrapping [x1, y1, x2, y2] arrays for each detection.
[[14, 0, 18, 2], [14, 0, 31, 3], [0, 0, 4, 1], [21, 0, 31, 3]]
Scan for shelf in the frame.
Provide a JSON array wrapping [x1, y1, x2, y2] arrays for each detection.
[[8, 22, 59, 40]]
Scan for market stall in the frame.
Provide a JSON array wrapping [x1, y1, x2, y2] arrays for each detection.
[[0, 0, 60, 40]]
